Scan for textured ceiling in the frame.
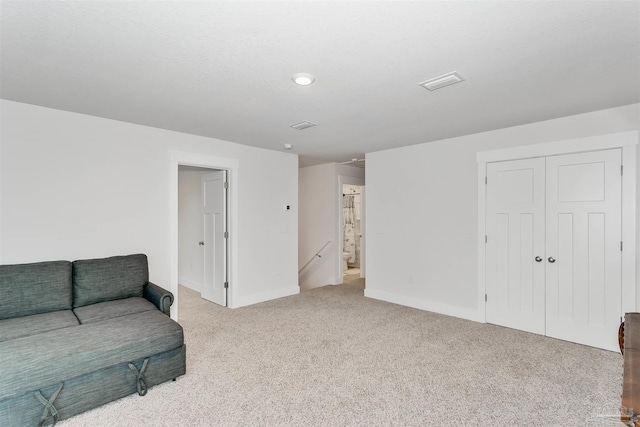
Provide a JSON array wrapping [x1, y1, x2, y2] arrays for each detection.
[[1, 1, 639, 167]]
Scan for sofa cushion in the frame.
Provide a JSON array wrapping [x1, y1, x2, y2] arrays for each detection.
[[0, 261, 72, 320], [0, 311, 79, 343], [73, 254, 148, 308], [73, 297, 157, 324], [0, 309, 183, 401]]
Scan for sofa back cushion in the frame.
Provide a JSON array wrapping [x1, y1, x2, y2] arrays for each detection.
[[0, 261, 73, 320], [73, 254, 148, 308]]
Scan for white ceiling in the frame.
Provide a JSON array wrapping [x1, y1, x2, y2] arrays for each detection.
[[1, 1, 639, 167]]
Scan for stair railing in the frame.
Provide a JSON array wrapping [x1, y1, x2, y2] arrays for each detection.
[[299, 240, 332, 275]]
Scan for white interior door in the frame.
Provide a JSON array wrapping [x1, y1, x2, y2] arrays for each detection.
[[485, 158, 546, 335], [545, 149, 622, 351], [201, 170, 227, 306]]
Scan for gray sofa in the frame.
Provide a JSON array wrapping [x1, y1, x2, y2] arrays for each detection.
[[0, 254, 186, 427]]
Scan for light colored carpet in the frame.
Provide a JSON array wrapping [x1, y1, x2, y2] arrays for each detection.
[[59, 279, 623, 426]]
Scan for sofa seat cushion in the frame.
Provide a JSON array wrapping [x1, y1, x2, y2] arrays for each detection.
[[0, 261, 72, 320], [73, 297, 157, 324], [0, 310, 79, 343], [0, 310, 183, 401]]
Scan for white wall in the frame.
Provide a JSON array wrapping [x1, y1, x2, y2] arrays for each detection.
[[0, 100, 299, 312], [366, 103, 640, 321], [298, 163, 364, 289]]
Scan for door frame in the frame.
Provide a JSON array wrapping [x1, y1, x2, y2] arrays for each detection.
[[476, 131, 638, 323], [170, 151, 239, 320]]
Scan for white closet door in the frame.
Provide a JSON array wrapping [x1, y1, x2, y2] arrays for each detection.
[[545, 149, 622, 351], [486, 158, 546, 335]]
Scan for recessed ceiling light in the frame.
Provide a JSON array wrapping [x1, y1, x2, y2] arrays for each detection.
[[283, 144, 293, 150], [419, 72, 465, 91], [292, 73, 315, 86]]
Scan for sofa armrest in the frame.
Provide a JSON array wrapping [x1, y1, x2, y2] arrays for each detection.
[[143, 282, 174, 316]]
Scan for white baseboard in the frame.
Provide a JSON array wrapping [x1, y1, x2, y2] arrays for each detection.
[[232, 286, 299, 308], [364, 289, 483, 323], [178, 277, 201, 293]]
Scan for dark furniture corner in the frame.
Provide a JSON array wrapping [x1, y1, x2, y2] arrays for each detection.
[[622, 312, 640, 426]]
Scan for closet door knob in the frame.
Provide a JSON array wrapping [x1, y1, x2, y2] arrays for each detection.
[[535, 256, 542, 262], [548, 257, 556, 263]]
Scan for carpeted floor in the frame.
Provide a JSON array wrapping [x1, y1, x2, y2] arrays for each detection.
[[59, 279, 624, 426]]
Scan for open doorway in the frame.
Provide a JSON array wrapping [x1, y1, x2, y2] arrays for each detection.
[[169, 150, 239, 320], [338, 175, 365, 284], [342, 184, 363, 280], [178, 166, 228, 307]]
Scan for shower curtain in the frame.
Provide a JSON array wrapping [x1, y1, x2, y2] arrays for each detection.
[[343, 195, 357, 265]]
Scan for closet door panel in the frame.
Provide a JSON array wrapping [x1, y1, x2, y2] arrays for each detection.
[[545, 149, 621, 351], [485, 158, 546, 335]]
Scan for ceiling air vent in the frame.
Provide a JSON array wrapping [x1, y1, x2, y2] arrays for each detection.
[[290, 120, 317, 130], [419, 72, 464, 91]]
